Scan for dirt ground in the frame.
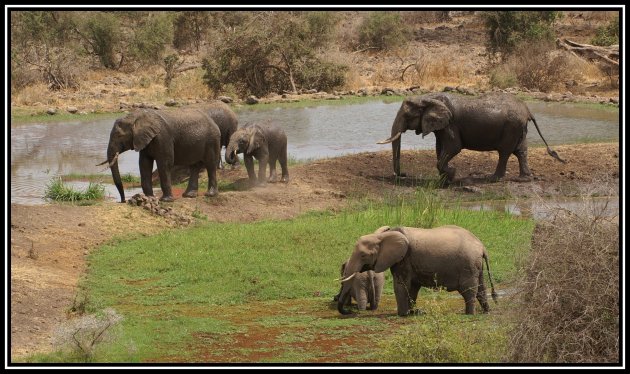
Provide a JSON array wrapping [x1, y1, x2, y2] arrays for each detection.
[[9, 142, 619, 360]]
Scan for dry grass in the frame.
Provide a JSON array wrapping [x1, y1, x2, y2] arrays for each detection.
[[402, 47, 480, 90], [167, 68, 211, 99], [506, 194, 619, 363], [14, 84, 57, 106]]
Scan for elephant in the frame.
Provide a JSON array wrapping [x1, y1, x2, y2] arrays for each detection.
[[377, 92, 566, 184], [153, 100, 239, 184], [99, 108, 221, 203], [337, 225, 498, 316], [225, 122, 289, 185], [333, 260, 384, 311]]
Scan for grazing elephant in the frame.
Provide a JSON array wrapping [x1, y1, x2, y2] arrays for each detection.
[[225, 122, 289, 185], [99, 108, 221, 202], [377, 92, 565, 184], [333, 260, 384, 311], [154, 100, 239, 184], [337, 225, 498, 316]]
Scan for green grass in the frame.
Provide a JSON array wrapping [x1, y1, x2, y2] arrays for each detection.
[[30, 192, 534, 363], [44, 177, 106, 203], [10, 109, 124, 124], [233, 95, 405, 112]]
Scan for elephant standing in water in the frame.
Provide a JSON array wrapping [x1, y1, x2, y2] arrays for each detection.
[[337, 225, 498, 316], [225, 122, 289, 186], [99, 108, 221, 202], [334, 260, 385, 311], [378, 92, 565, 184]]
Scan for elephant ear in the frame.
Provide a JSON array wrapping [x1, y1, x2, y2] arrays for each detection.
[[246, 126, 264, 154], [374, 231, 409, 273], [420, 98, 452, 138], [132, 111, 163, 151], [374, 226, 391, 234]]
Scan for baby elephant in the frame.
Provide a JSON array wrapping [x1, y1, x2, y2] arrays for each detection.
[[334, 261, 384, 311], [225, 122, 289, 186]]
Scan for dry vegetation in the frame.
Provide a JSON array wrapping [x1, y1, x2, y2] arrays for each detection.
[[507, 195, 619, 363]]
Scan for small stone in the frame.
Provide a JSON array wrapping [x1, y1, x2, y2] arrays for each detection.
[[67, 106, 78, 114], [165, 99, 178, 107], [217, 95, 233, 103], [46, 108, 56, 115]]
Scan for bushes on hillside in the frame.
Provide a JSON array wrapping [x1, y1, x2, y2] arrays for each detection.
[[591, 17, 619, 46], [483, 11, 561, 57], [358, 11, 410, 51]]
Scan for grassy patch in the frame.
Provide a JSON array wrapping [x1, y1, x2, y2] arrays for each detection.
[[44, 177, 106, 203], [10, 109, 124, 125], [233, 95, 404, 113], [30, 193, 533, 363]]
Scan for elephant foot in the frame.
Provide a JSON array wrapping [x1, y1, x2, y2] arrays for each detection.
[[257, 180, 267, 187], [487, 174, 504, 183], [281, 176, 289, 183], [394, 172, 407, 180], [268, 176, 278, 183], [204, 187, 218, 198], [160, 195, 175, 202], [182, 191, 198, 198], [514, 175, 532, 182]]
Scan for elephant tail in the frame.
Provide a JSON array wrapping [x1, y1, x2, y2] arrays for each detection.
[[483, 252, 498, 304], [529, 114, 566, 164]]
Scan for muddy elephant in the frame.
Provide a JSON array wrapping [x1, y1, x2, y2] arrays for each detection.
[[225, 122, 289, 185], [334, 260, 384, 311], [337, 225, 498, 316], [378, 92, 565, 184], [153, 100, 239, 184], [99, 108, 221, 202]]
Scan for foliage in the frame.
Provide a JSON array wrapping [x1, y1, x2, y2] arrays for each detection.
[[591, 17, 619, 46], [506, 201, 619, 363], [173, 11, 211, 51], [483, 11, 561, 57], [52, 308, 123, 362], [358, 11, 410, 51], [130, 12, 174, 65], [162, 53, 184, 90], [202, 11, 346, 97], [83, 12, 122, 69], [45, 177, 106, 202]]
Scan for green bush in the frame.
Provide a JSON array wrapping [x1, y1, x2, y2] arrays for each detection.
[[173, 11, 210, 51], [45, 178, 105, 202], [84, 12, 122, 69], [483, 11, 561, 57], [591, 17, 619, 46], [131, 13, 174, 65], [358, 11, 410, 51]]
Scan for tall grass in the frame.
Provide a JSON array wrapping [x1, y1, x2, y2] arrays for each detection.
[[45, 177, 106, 203]]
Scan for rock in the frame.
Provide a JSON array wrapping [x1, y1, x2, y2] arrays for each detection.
[[217, 95, 233, 103], [443, 86, 456, 92], [66, 106, 78, 114], [304, 88, 318, 94], [46, 108, 56, 115], [246, 95, 259, 105], [610, 97, 619, 104], [165, 99, 178, 107]]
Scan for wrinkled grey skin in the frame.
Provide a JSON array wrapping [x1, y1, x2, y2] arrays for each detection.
[[337, 225, 498, 316], [105, 108, 221, 203], [379, 92, 565, 184], [225, 122, 289, 185], [158, 101, 239, 184], [333, 261, 384, 311]]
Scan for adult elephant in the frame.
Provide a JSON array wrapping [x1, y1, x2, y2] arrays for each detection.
[[377, 92, 565, 184], [225, 122, 289, 185], [337, 225, 498, 316], [99, 108, 221, 202], [153, 100, 239, 184], [333, 260, 385, 311]]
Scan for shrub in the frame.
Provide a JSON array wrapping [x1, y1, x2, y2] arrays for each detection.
[[506, 201, 619, 363], [84, 12, 122, 69], [591, 17, 619, 46], [173, 11, 210, 51], [45, 178, 105, 202], [358, 11, 410, 51], [131, 12, 174, 65], [483, 11, 561, 57]]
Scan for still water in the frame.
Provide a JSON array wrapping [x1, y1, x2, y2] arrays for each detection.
[[10, 99, 618, 205]]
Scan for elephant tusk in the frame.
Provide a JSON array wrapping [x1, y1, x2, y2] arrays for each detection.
[[96, 159, 109, 166], [377, 132, 401, 144], [108, 152, 119, 168], [338, 272, 357, 283]]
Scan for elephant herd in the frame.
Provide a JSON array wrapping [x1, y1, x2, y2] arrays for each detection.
[[100, 92, 565, 316]]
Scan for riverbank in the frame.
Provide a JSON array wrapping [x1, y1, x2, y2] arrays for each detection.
[[9, 142, 619, 359]]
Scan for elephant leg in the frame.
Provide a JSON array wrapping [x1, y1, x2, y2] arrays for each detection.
[[156, 159, 174, 202], [139, 154, 155, 197], [476, 271, 490, 313], [513, 144, 532, 180], [244, 155, 256, 183], [460, 286, 477, 315], [279, 147, 289, 183], [356, 286, 368, 311], [183, 165, 199, 198], [437, 149, 459, 186], [267, 155, 278, 183], [489, 152, 511, 182], [257, 155, 268, 186], [393, 277, 413, 316], [205, 158, 218, 197]]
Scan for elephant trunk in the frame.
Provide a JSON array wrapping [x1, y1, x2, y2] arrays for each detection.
[[337, 257, 363, 315], [337, 281, 353, 315], [225, 143, 238, 165], [377, 110, 405, 177], [107, 145, 125, 203]]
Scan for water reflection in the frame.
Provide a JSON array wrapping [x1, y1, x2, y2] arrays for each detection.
[[10, 99, 619, 205]]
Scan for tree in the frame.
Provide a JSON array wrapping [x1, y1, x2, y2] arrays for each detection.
[[483, 11, 561, 57]]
